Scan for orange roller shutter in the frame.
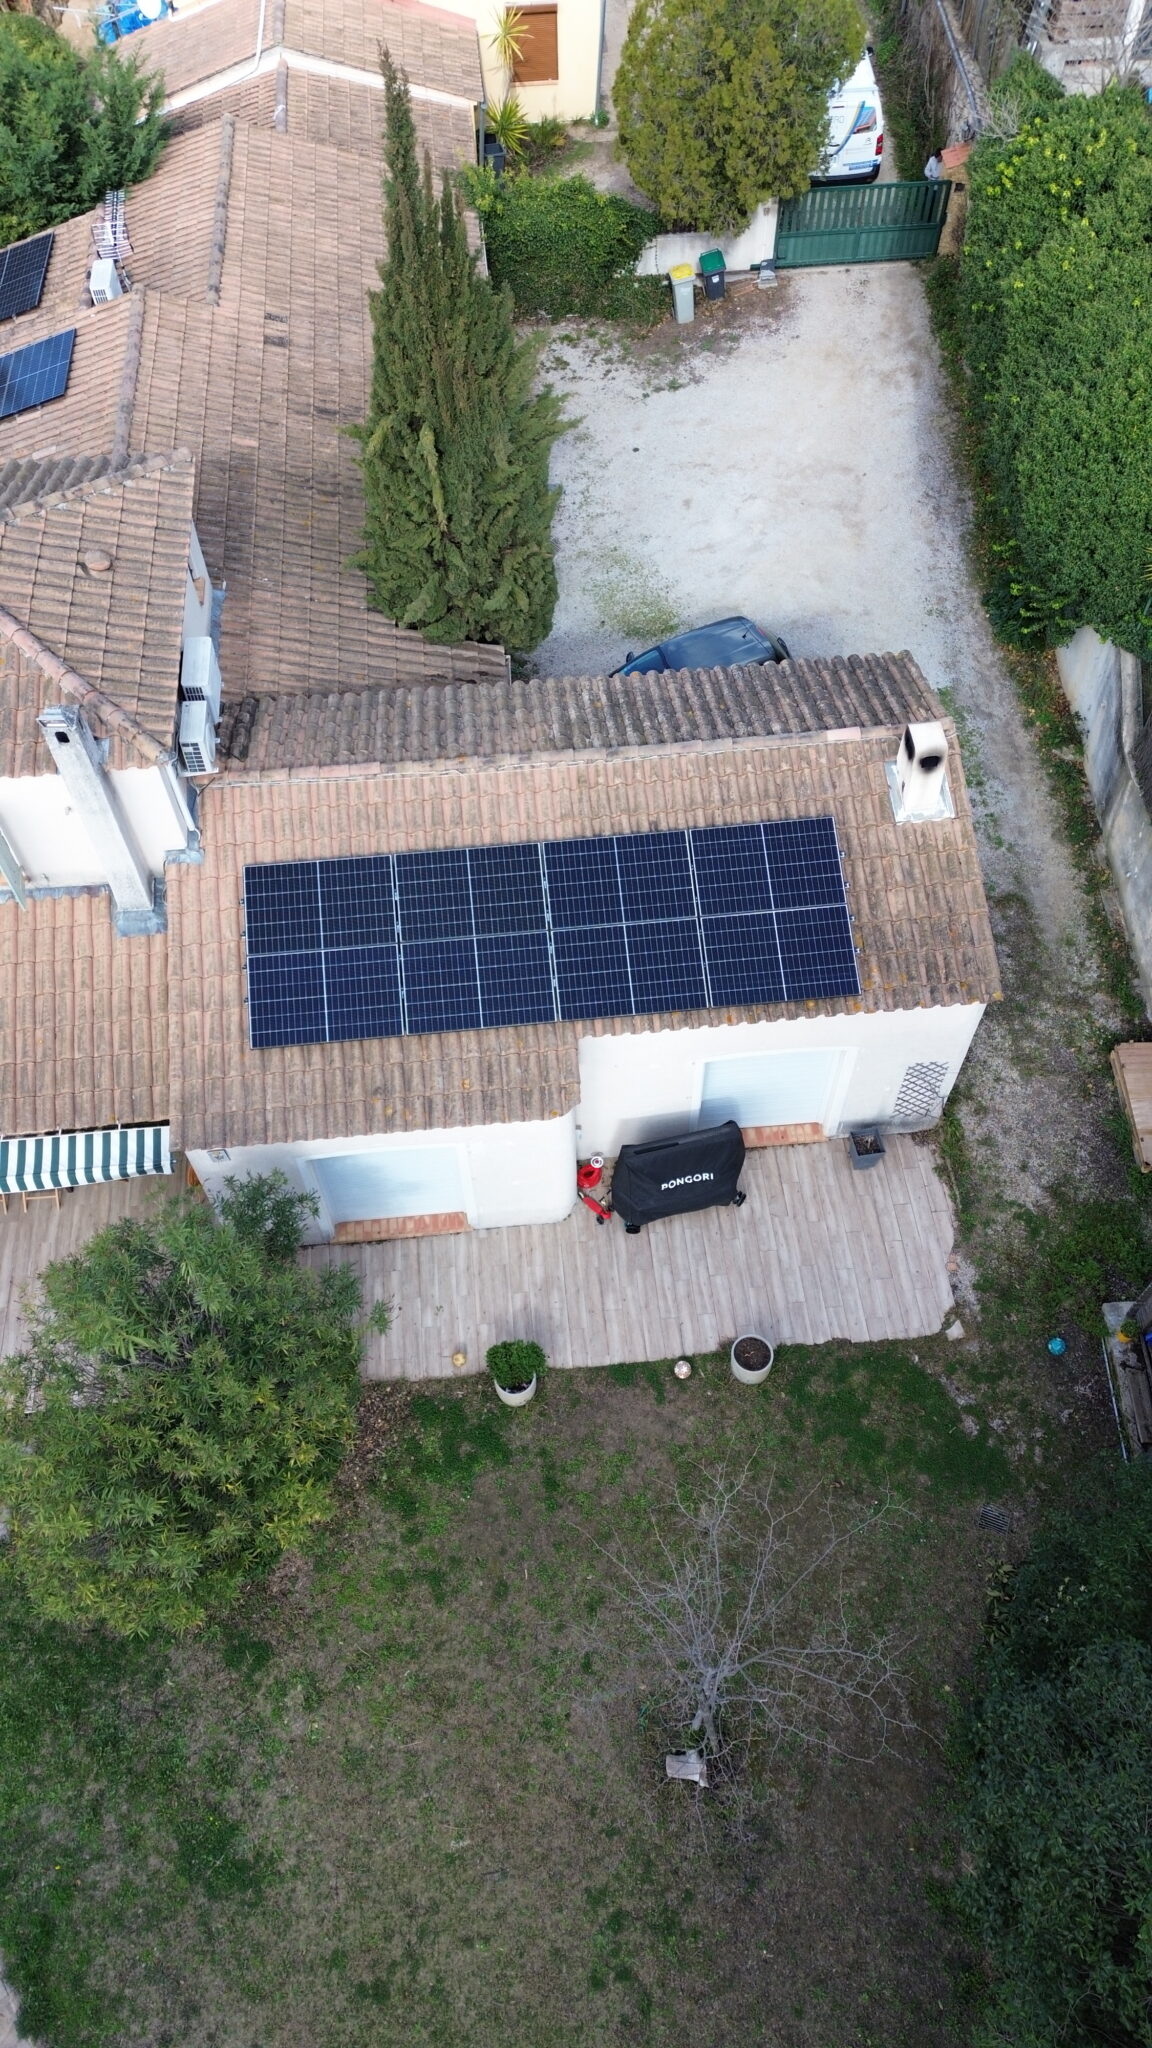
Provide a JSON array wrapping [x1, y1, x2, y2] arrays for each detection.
[[512, 6, 559, 82]]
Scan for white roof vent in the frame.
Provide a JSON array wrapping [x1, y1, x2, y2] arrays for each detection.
[[180, 636, 222, 720], [179, 698, 217, 776], [887, 719, 954, 822], [89, 258, 123, 305]]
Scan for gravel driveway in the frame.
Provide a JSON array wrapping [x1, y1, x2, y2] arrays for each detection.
[[532, 263, 1132, 1206]]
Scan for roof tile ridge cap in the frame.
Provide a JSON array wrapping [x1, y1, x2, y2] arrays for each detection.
[[894, 647, 943, 718], [109, 287, 147, 471], [0, 606, 169, 763], [269, 0, 286, 45], [0, 446, 196, 527], [205, 112, 237, 309]]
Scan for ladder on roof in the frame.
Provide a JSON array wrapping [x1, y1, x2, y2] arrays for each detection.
[[92, 191, 132, 262]]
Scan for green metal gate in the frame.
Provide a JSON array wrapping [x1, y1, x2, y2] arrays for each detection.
[[775, 179, 951, 268]]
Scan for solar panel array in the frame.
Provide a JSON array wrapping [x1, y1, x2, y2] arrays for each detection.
[[0, 232, 53, 323], [0, 328, 74, 421], [243, 819, 858, 1050]]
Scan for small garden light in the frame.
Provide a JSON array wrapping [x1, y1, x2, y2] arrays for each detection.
[[1047, 1336, 1067, 1357], [673, 1359, 692, 1380]]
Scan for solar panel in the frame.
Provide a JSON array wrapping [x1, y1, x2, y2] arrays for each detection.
[[0, 328, 74, 422], [243, 818, 858, 1050], [0, 233, 53, 323]]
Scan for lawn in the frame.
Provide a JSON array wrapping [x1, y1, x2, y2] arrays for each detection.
[[0, 1338, 1024, 2048]]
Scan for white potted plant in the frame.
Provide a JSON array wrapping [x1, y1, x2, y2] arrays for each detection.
[[487, 1339, 545, 1407], [730, 1334, 774, 1385]]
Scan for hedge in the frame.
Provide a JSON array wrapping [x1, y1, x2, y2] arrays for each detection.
[[961, 72, 1152, 649], [465, 169, 666, 322]]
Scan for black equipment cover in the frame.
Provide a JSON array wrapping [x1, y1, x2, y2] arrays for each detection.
[[611, 1122, 746, 1229]]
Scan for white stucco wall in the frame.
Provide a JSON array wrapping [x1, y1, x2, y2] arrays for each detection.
[[0, 765, 194, 887], [187, 1111, 578, 1243], [576, 1004, 985, 1156], [1056, 627, 1152, 1013], [182, 523, 212, 644], [635, 203, 779, 278]]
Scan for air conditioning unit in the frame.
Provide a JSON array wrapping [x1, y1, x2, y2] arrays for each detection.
[[887, 719, 953, 822], [180, 635, 222, 720], [89, 258, 123, 305], [179, 698, 217, 776]]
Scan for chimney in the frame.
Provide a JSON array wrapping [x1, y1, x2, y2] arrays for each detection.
[[37, 706, 164, 934], [887, 719, 954, 823]]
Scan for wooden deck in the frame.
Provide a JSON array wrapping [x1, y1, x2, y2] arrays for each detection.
[[0, 1138, 957, 1384], [308, 1135, 957, 1381], [0, 1176, 162, 1363]]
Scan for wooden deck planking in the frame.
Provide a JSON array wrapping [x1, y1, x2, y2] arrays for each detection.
[[0, 1177, 165, 1362], [337, 1136, 958, 1382]]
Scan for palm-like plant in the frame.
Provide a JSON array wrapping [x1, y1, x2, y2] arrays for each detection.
[[488, 5, 527, 76], [486, 94, 530, 160]]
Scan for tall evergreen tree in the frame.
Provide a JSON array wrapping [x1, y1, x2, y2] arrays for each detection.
[[0, 15, 165, 246], [615, 0, 863, 233], [355, 58, 564, 652]]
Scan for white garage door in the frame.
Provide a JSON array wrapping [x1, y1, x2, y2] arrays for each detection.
[[310, 1147, 466, 1223], [698, 1050, 844, 1130]]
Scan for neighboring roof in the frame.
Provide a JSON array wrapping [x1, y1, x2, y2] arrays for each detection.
[[129, 0, 484, 108], [216, 654, 941, 773], [0, 119, 505, 695], [168, 678, 1001, 1150], [0, 892, 169, 1137], [0, 451, 195, 773]]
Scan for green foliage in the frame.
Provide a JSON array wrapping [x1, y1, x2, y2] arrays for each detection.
[[520, 114, 570, 170], [779, 1342, 1015, 1496], [486, 1338, 546, 1389], [614, 0, 864, 231], [962, 82, 1152, 649], [954, 1461, 1152, 2047], [355, 59, 565, 653], [0, 1177, 363, 1636], [469, 165, 664, 320], [0, 14, 166, 244], [486, 93, 530, 157]]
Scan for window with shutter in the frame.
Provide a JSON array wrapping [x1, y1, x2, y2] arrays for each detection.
[[512, 5, 559, 82]]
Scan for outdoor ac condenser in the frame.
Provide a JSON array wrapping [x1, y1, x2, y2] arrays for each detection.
[[89, 258, 123, 305], [178, 698, 217, 776], [180, 635, 222, 721]]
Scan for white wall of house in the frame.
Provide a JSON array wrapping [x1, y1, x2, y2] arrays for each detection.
[[0, 764, 194, 887], [183, 524, 213, 644], [468, 0, 603, 118], [576, 1003, 985, 1155], [187, 1111, 579, 1244], [1056, 626, 1152, 1012]]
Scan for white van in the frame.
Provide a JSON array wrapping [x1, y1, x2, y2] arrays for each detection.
[[816, 49, 885, 182]]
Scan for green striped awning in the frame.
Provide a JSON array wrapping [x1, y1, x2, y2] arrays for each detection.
[[0, 1125, 171, 1193]]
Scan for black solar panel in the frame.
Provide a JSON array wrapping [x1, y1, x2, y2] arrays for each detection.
[[0, 232, 53, 323], [0, 328, 74, 421], [243, 818, 858, 1050]]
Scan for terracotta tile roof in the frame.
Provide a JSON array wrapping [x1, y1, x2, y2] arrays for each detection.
[[217, 654, 941, 772], [168, 68, 279, 137], [168, 703, 1001, 1150], [128, 0, 483, 104], [277, 67, 476, 163], [0, 451, 195, 773], [0, 121, 505, 696], [126, 0, 268, 98], [286, 0, 484, 98], [0, 892, 169, 1137]]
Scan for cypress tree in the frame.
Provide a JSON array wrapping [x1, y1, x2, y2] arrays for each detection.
[[355, 57, 564, 653]]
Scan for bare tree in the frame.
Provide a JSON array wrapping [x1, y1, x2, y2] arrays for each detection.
[[610, 1465, 913, 1777]]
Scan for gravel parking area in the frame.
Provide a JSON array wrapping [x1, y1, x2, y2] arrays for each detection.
[[532, 264, 1131, 1208]]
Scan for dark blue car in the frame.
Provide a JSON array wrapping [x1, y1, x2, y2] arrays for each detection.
[[614, 615, 790, 677]]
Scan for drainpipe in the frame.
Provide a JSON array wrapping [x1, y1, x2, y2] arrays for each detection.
[[593, 0, 608, 118], [37, 706, 163, 935]]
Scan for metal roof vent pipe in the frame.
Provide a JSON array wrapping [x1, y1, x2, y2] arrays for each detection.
[[886, 718, 955, 823]]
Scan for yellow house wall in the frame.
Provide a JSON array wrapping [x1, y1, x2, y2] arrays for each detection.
[[464, 0, 604, 120]]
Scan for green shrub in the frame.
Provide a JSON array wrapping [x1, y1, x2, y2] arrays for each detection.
[[954, 1460, 1152, 2047], [486, 1339, 546, 1389], [469, 168, 663, 320], [614, 0, 864, 232], [0, 1176, 363, 1636], [961, 82, 1152, 649], [0, 14, 166, 244]]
